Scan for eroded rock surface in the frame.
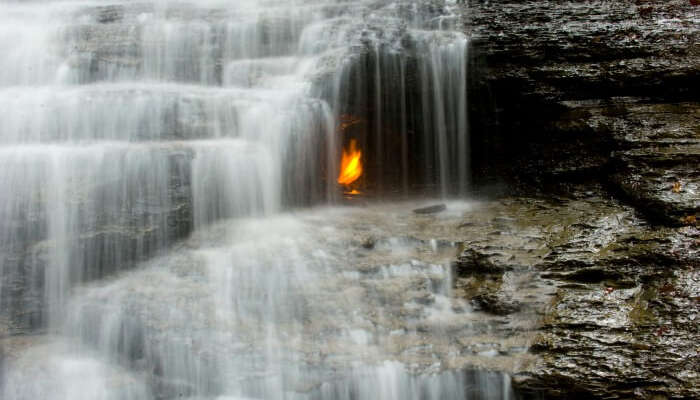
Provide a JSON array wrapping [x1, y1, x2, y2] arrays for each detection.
[[462, 4, 699, 393], [466, 0, 699, 226], [453, 186, 699, 399]]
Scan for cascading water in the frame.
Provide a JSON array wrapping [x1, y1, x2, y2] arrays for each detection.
[[0, 1, 510, 399], [327, 3, 470, 195]]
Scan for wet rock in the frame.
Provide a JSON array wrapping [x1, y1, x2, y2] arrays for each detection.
[[461, 6, 699, 393], [467, 0, 698, 101], [413, 204, 447, 215], [465, 0, 699, 228], [451, 192, 699, 399], [520, 223, 700, 398], [455, 248, 511, 275], [361, 236, 376, 250], [519, 268, 700, 400], [611, 143, 699, 226], [471, 293, 522, 316], [552, 99, 700, 226]]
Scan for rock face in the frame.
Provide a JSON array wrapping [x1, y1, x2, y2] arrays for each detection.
[[453, 187, 699, 399], [461, 0, 699, 398], [466, 0, 699, 226], [524, 200, 699, 399]]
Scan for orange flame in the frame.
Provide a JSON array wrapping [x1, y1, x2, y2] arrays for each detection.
[[337, 139, 363, 186]]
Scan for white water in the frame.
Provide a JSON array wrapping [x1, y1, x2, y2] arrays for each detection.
[[0, 1, 500, 399], [3, 203, 515, 399]]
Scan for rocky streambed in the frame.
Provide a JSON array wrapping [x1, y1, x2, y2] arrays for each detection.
[[3, 188, 695, 398]]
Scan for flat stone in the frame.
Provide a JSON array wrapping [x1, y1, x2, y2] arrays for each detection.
[[412, 204, 447, 215]]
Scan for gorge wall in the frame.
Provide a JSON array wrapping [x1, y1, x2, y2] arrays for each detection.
[[459, 0, 699, 398], [466, 0, 698, 226]]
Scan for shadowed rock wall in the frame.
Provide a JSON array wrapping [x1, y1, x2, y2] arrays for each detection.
[[458, 1, 699, 398], [465, 0, 698, 226]]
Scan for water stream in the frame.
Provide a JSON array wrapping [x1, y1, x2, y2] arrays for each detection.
[[0, 1, 508, 399]]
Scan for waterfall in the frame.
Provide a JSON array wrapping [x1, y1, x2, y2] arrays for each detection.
[[0, 1, 504, 399], [326, 2, 470, 195]]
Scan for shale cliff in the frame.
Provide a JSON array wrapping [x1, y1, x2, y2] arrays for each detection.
[[461, 0, 699, 398], [467, 0, 698, 225]]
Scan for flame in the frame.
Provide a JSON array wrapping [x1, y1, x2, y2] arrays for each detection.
[[337, 139, 363, 186]]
